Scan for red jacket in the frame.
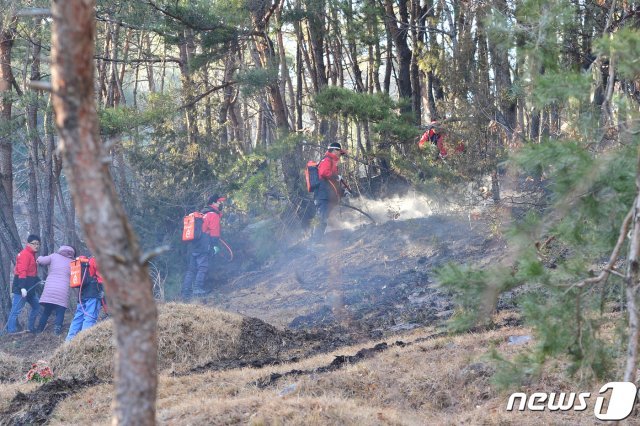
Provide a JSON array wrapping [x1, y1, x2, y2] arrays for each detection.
[[88, 257, 103, 284], [318, 151, 340, 179], [315, 151, 342, 202], [14, 246, 38, 279], [203, 205, 222, 238], [419, 128, 448, 157]]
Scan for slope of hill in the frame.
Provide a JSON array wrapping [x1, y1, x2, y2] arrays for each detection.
[[1, 208, 540, 425], [215, 213, 504, 336]]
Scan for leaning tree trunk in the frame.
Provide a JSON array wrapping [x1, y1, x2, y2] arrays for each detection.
[[26, 22, 43, 239], [50, 1, 158, 424], [0, 23, 19, 248], [624, 148, 640, 383], [42, 100, 56, 256], [0, 22, 21, 319], [384, 0, 412, 110]]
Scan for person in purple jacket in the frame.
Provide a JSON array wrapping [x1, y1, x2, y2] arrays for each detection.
[[36, 245, 75, 335]]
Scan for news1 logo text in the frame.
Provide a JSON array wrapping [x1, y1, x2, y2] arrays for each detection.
[[506, 382, 638, 421]]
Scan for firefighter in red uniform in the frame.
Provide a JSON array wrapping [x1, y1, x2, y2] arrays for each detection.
[[66, 256, 104, 341], [181, 194, 225, 299], [418, 122, 464, 159], [313, 142, 347, 238], [6, 235, 42, 333]]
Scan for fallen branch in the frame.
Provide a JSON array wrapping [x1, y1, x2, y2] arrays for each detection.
[[566, 206, 633, 292], [339, 202, 376, 224]]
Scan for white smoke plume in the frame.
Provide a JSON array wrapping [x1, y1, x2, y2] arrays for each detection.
[[327, 191, 458, 232]]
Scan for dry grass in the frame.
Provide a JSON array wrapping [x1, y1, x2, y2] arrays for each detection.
[[159, 396, 412, 425], [0, 382, 39, 413], [50, 319, 603, 424], [54, 390, 412, 425], [38, 310, 631, 424], [49, 303, 285, 380], [0, 352, 30, 383]]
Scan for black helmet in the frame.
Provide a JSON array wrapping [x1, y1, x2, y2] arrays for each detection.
[[327, 142, 342, 151], [207, 194, 226, 205]]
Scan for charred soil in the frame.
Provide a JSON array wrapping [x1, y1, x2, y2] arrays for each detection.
[[0, 213, 506, 424], [214, 213, 503, 337]]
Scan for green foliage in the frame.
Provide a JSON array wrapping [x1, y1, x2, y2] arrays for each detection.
[[436, 252, 543, 332], [439, 138, 637, 380], [594, 27, 640, 81], [532, 71, 591, 107], [315, 87, 420, 157], [513, 141, 636, 252], [281, 6, 308, 23], [490, 286, 618, 389], [439, 135, 636, 380], [247, 219, 279, 264], [372, 114, 418, 142], [438, 15, 640, 384], [237, 67, 279, 96], [315, 86, 395, 122], [227, 155, 270, 212], [218, 135, 302, 213], [98, 93, 179, 136]]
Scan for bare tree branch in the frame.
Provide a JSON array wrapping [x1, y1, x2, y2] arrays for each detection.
[[179, 81, 236, 110], [569, 207, 633, 290]]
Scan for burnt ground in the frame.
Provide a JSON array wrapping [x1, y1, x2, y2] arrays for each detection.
[[211, 213, 504, 338], [0, 213, 504, 362], [0, 212, 506, 424], [0, 377, 99, 426], [0, 332, 65, 363]]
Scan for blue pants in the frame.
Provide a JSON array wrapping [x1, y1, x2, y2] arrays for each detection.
[[65, 298, 101, 341], [313, 199, 336, 238], [38, 303, 66, 332], [6, 292, 40, 333], [181, 252, 209, 299]]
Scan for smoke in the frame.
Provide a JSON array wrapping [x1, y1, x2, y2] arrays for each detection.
[[327, 191, 457, 232]]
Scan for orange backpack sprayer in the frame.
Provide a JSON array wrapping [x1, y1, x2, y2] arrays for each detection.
[[305, 161, 320, 192], [70, 256, 107, 317], [182, 212, 204, 241], [70, 256, 90, 288]]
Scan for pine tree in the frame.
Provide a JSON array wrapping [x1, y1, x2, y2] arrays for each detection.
[[437, 1, 640, 384]]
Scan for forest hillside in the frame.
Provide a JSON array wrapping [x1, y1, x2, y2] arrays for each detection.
[[0, 205, 622, 425], [2, 0, 640, 423]]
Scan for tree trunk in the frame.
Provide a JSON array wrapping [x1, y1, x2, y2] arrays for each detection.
[[0, 180, 22, 321], [145, 33, 156, 93], [295, 21, 303, 131], [0, 20, 21, 319], [345, 0, 365, 93], [42, 98, 56, 256], [97, 21, 111, 107], [410, 0, 422, 125], [218, 52, 236, 147], [50, 2, 158, 424], [624, 149, 640, 383], [306, 0, 329, 136], [383, 6, 392, 95], [488, 0, 516, 135], [178, 30, 200, 146], [54, 170, 79, 249], [26, 20, 43, 238], [366, 0, 382, 93], [384, 0, 412, 111], [0, 243, 11, 322], [0, 22, 18, 244], [203, 65, 212, 140]]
